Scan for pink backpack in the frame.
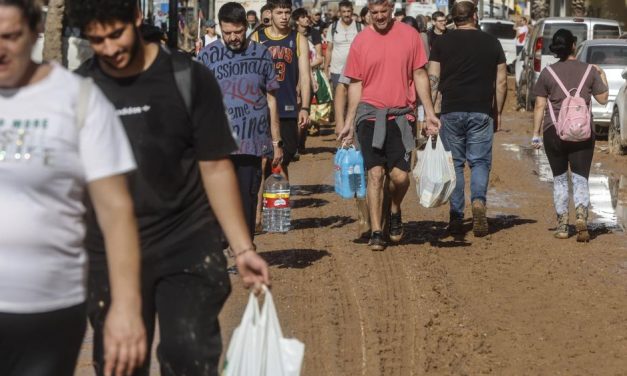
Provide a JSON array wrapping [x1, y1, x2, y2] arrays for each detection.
[[546, 64, 593, 142]]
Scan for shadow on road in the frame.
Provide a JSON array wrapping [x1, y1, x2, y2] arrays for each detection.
[[303, 146, 336, 155], [291, 215, 356, 230], [292, 198, 330, 209], [488, 215, 537, 234], [292, 184, 335, 196], [261, 248, 331, 269]]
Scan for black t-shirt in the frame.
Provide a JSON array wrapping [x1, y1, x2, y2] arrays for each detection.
[[430, 29, 506, 115], [427, 28, 447, 50], [78, 46, 237, 260], [307, 27, 322, 46]]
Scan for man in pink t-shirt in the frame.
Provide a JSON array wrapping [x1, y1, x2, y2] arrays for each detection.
[[338, 0, 439, 251]]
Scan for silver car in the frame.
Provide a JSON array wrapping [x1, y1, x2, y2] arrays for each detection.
[[575, 39, 627, 134]]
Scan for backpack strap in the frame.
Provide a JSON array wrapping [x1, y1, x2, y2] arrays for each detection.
[[331, 21, 338, 43], [161, 45, 193, 117], [356, 22, 362, 32], [545, 66, 570, 97], [575, 64, 593, 97], [75, 77, 93, 130]]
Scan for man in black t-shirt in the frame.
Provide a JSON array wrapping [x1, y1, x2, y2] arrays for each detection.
[[427, 11, 448, 49], [427, 1, 507, 238], [68, 1, 270, 375]]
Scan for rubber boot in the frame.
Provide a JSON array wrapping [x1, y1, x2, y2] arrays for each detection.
[[554, 213, 569, 239], [356, 198, 371, 239], [576, 205, 590, 243]]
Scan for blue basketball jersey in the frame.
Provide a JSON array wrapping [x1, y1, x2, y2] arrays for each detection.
[[256, 29, 300, 119]]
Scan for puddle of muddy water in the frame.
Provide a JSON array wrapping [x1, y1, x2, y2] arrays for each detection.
[[502, 144, 627, 232]]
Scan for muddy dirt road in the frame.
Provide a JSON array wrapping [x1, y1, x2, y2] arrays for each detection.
[[76, 84, 627, 375]]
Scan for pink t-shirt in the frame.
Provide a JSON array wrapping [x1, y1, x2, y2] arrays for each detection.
[[344, 21, 427, 110]]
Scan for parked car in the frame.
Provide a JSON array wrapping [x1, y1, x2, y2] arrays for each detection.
[[516, 17, 622, 111], [480, 18, 516, 71], [609, 67, 627, 155], [575, 39, 627, 135]]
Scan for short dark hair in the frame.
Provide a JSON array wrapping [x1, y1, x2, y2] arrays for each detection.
[[394, 9, 406, 17], [67, 0, 138, 31], [260, 4, 271, 14], [431, 11, 445, 20], [0, 0, 42, 31], [549, 28, 576, 61], [291, 7, 308, 21], [218, 2, 246, 26], [451, 1, 475, 25], [359, 6, 369, 19], [246, 10, 257, 18], [338, 0, 353, 9], [267, 0, 292, 11]]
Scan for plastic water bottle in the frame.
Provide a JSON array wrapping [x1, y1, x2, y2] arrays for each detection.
[[334, 148, 344, 195], [262, 166, 291, 233], [339, 149, 354, 199], [351, 149, 367, 199]]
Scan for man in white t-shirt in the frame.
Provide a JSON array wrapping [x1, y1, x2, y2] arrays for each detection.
[[515, 16, 529, 56], [0, 2, 145, 375], [204, 19, 220, 46], [324, 0, 361, 92]]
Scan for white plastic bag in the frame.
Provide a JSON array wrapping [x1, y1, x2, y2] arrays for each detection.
[[414, 136, 456, 208], [223, 287, 305, 376]]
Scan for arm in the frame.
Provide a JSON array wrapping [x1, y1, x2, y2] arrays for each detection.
[[495, 62, 508, 131], [324, 42, 333, 77], [297, 33, 312, 128], [88, 175, 146, 376], [267, 90, 283, 166], [337, 79, 362, 143], [198, 159, 270, 288], [334, 82, 348, 136], [592, 64, 609, 105], [420, 64, 442, 135], [532, 95, 547, 148]]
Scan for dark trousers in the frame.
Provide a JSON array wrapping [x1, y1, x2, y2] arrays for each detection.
[[0, 303, 86, 376], [231, 154, 262, 239], [87, 233, 231, 376], [543, 127, 595, 178]]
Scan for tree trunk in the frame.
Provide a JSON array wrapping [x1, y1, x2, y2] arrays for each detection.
[[43, 0, 64, 63], [531, 0, 549, 20]]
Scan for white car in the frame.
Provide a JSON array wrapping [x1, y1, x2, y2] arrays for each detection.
[[480, 19, 517, 69], [609, 67, 627, 155]]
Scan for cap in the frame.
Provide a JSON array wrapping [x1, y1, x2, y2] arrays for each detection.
[[272, 166, 282, 175], [205, 19, 216, 28]]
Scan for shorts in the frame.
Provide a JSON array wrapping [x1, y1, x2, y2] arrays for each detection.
[[280, 118, 299, 165], [356, 119, 411, 172]]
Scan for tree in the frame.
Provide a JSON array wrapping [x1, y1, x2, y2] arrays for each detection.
[[531, 0, 549, 20], [43, 0, 64, 63]]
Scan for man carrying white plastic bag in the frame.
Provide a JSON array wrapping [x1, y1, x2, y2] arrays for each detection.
[[413, 136, 456, 208], [223, 287, 304, 376]]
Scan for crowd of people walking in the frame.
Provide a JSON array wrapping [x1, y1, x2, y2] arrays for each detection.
[[0, 0, 609, 375]]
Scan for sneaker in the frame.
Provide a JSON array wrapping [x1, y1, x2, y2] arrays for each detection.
[[554, 213, 569, 239], [575, 205, 590, 243], [448, 217, 464, 235], [292, 151, 301, 161], [471, 200, 488, 237], [369, 231, 387, 251], [389, 212, 404, 243]]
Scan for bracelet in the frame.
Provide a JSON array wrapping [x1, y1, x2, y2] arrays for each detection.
[[300, 107, 310, 113], [233, 244, 257, 258]]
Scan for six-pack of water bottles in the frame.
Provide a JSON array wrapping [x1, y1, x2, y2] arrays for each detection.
[[334, 146, 366, 199]]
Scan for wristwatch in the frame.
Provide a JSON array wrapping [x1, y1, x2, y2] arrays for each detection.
[[272, 140, 284, 148]]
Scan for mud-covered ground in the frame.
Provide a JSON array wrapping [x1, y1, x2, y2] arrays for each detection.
[[76, 80, 627, 375]]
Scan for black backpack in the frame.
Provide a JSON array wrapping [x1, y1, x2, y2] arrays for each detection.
[[331, 20, 362, 43]]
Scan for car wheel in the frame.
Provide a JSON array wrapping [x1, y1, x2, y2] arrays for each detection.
[[608, 107, 625, 156]]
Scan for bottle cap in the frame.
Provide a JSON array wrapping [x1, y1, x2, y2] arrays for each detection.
[[272, 166, 282, 175]]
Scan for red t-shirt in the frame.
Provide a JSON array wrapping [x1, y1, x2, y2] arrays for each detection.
[[344, 21, 427, 110]]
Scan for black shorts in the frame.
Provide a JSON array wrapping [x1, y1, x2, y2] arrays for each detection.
[[280, 118, 299, 165], [357, 119, 411, 172]]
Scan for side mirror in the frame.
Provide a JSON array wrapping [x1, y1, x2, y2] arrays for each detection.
[[622, 67, 627, 80]]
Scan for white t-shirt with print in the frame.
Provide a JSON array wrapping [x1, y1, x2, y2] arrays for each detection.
[[0, 64, 136, 314], [326, 20, 360, 75]]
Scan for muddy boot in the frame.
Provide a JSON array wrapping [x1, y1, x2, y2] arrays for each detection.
[[389, 211, 404, 243], [471, 200, 489, 237], [356, 198, 371, 239], [554, 213, 569, 239], [369, 231, 386, 251], [575, 205, 590, 243]]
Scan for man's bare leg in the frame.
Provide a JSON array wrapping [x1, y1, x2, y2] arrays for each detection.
[[367, 166, 386, 238], [388, 167, 409, 242]]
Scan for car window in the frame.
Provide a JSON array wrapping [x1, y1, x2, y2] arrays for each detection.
[[593, 24, 621, 39], [586, 45, 627, 66], [481, 22, 516, 39], [542, 23, 587, 54]]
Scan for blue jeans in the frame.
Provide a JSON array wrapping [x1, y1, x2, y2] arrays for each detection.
[[439, 112, 494, 219]]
